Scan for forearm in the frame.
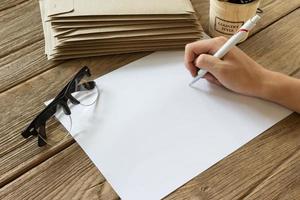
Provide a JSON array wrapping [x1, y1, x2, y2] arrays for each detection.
[[259, 70, 300, 113]]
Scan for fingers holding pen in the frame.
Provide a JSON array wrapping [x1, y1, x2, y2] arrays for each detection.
[[194, 54, 221, 75], [184, 37, 228, 77]]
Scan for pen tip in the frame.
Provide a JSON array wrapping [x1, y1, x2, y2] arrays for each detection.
[[189, 75, 201, 87]]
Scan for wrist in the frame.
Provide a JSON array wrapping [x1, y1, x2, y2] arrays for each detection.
[[258, 70, 285, 103]]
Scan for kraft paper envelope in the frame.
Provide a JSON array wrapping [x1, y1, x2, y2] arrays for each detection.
[[50, 21, 200, 45], [55, 45, 186, 53], [52, 22, 197, 37], [58, 37, 196, 45], [56, 42, 197, 54], [58, 23, 196, 38], [53, 43, 193, 54], [52, 32, 200, 51], [56, 40, 196, 49], [48, 47, 182, 60], [50, 42, 187, 54], [55, 40, 188, 49], [45, 0, 194, 17], [48, 32, 202, 57], [40, 0, 203, 60], [52, 20, 200, 37], [57, 33, 202, 47], [53, 28, 75, 37], [40, 1, 201, 46], [53, 37, 200, 54], [49, 15, 196, 23], [50, 47, 183, 58], [57, 28, 201, 42], [52, 20, 196, 29]]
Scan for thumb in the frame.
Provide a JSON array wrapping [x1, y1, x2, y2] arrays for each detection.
[[194, 54, 220, 75]]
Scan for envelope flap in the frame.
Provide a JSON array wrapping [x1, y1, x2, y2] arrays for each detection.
[[47, 0, 74, 16], [48, 0, 194, 17]]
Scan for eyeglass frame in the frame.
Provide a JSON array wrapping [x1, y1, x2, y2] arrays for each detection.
[[21, 66, 96, 147]]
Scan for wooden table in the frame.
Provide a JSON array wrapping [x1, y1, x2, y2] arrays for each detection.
[[1, 0, 300, 199]]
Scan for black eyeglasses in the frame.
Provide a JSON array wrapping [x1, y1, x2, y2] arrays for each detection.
[[22, 66, 97, 147]]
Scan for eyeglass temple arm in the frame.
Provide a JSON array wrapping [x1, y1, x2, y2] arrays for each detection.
[[38, 122, 47, 147], [50, 66, 91, 103], [63, 66, 93, 104]]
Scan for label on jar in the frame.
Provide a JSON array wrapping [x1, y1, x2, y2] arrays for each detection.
[[215, 17, 244, 35]]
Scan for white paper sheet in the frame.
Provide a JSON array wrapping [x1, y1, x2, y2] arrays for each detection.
[[55, 51, 291, 200]]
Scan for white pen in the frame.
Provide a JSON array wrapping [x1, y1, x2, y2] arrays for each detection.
[[189, 14, 261, 86]]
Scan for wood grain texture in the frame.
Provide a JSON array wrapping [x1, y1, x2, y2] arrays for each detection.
[[0, 0, 53, 93], [239, 8, 300, 75], [242, 148, 300, 200], [0, 0, 29, 12], [0, 144, 119, 200], [1, 7, 299, 200], [0, 0, 43, 58]]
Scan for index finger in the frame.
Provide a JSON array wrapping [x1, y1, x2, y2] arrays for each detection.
[[184, 37, 227, 76]]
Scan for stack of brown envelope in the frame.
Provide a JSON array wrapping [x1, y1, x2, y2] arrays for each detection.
[[39, 0, 203, 60]]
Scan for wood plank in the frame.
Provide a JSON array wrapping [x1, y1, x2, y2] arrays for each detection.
[[0, 0, 43, 58], [0, 40, 63, 92], [0, 0, 29, 12], [1, 8, 300, 199], [1, 0, 299, 93], [0, 0, 50, 93], [239, 9, 300, 75], [0, 144, 119, 200], [242, 148, 300, 200]]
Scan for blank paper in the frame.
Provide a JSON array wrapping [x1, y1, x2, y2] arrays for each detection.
[[54, 51, 291, 200]]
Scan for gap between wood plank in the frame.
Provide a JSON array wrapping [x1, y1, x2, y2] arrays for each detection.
[[0, 37, 43, 61], [0, 50, 64, 93]]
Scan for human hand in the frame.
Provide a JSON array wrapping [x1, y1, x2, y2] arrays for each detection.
[[184, 37, 270, 97]]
